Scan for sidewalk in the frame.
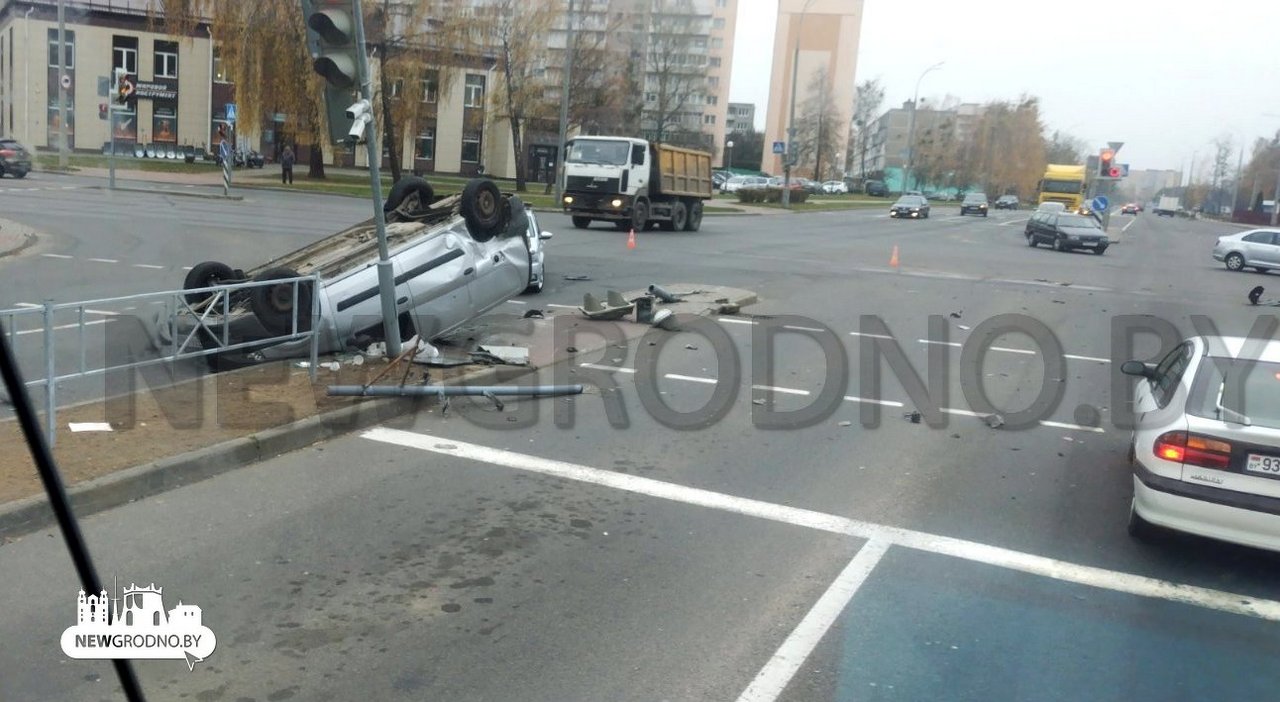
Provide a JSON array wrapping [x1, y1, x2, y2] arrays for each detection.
[[0, 218, 38, 258]]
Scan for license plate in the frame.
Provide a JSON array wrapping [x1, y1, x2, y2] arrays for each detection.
[[1081, 241, 1098, 247], [1246, 453, 1280, 476], [1244, 456, 1280, 476]]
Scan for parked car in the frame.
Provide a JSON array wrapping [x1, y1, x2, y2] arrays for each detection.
[[889, 195, 930, 219], [722, 176, 750, 192], [712, 171, 732, 188], [1122, 335, 1280, 552], [164, 177, 534, 368], [523, 206, 553, 294], [800, 178, 825, 195], [959, 192, 989, 216], [822, 180, 848, 194], [1213, 229, 1280, 272], [1024, 211, 1109, 254], [864, 180, 888, 197], [0, 138, 32, 178], [994, 195, 1020, 210]]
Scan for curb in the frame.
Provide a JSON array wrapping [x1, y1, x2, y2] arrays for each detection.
[[0, 232, 36, 259], [0, 364, 511, 539], [91, 185, 243, 201]]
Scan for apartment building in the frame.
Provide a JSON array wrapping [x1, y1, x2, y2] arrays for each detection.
[[725, 101, 754, 135]]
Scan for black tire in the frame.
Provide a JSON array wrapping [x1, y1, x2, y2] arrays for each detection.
[[384, 176, 434, 215], [12, 170, 26, 179], [1095, 246, 1107, 255], [684, 200, 703, 231], [249, 267, 313, 335], [572, 216, 592, 229], [983, 212, 988, 217], [1027, 233, 1037, 247], [183, 261, 236, 305], [1225, 252, 1245, 271], [1127, 500, 1157, 541], [1053, 237, 1065, 252], [671, 201, 689, 231], [460, 178, 504, 242], [632, 200, 649, 231]]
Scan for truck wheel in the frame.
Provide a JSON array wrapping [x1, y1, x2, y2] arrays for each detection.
[[183, 261, 236, 305], [572, 216, 592, 229], [632, 200, 649, 231], [250, 267, 313, 335], [461, 178, 504, 242], [671, 201, 689, 231], [684, 201, 704, 231], [384, 176, 434, 216]]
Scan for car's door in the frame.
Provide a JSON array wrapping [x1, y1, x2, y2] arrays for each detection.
[[398, 226, 476, 340], [1247, 230, 1280, 267], [466, 214, 533, 322]]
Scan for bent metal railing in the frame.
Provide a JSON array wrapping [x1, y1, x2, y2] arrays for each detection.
[[0, 275, 321, 446]]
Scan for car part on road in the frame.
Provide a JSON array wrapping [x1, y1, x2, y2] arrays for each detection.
[[182, 261, 239, 305], [652, 308, 679, 330], [249, 267, 313, 335], [461, 178, 505, 242], [563, 274, 592, 281], [384, 176, 435, 216], [648, 284, 680, 303], [580, 291, 634, 320]]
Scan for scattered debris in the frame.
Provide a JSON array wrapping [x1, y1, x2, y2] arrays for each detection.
[[717, 304, 741, 315], [68, 422, 113, 432], [648, 284, 680, 303], [522, 309, 545, 319], [1249, 285, 1266, 306], [566, 346, 578, 354], [580, 291, 634, 321], [984, 414, 1005, 429], [562, 274, 592, 281], [957, 324, 971, 331], [837, 420, 853, 427], [652, 309, 679, 331], [949, 311, 962, 319], [684, 344, 698, 351], [474, 345, 530, 366], [751, 399, 766, 405], [904, 410, 922, 424]]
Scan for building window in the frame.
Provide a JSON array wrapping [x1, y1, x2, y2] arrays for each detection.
[[212, 48, 227, 83], [710, 37, 723, 49], [389, 78, 403, 100], [461, 132, 482, 163], [421, 72, 438, 103], [708, 76, 720, 88], [47, 29, 75, 69], [415, 127, 435, 160], [464, 74, 485, 108], [708, 56, 721, 68], [708, 95, 718, 106], [713, 17, 726, 29], [113, 38, 138, 76], [704, 114, 716, 125], [154, 40, 178, 79]]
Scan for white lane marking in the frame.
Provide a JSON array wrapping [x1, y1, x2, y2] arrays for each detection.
[[999, 217, 1031, 227], [86, 258, 119, 264], [783, 324, 827, 333], [844, 395, 905, 408], [40, 253, 73, 259], [1065, 354, 1111, 363], [918, 339, 962, 348], [920, 339, 1105, 361], [942, 407, 983, 418], [579, 363, 636, 374], [1122, 218, 1138, 233], [665, 373, 718, 385], [719, 317, 755, 325], [1039, 419, 1106, 433], [13, 319, 114, 335], [545, 303, 577, 309], [1071, 284, 1111, 292], [848, 331, 894, 340], [60, 185, 78, 190], [735, 540, 891, 702], [992, 345, 1036, 355], [181, 266, 193, 271], [751, 384, 810, 396], [11, 302, 38, 308], [506, 299, 527, 305], [361, 428, 1280, 623], [13, 302, 118, 317], [132, 263, 166, 270]]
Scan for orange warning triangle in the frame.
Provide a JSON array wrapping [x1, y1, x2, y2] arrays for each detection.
[[627, 228, 637, 250]]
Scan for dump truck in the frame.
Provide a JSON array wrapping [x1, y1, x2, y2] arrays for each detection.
[[1036, 164, 1088, 213], [561, 137, 714, 232]]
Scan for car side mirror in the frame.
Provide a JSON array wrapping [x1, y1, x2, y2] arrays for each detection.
[[539, 231, 554, 240], [1120, 360, 1153, 378]]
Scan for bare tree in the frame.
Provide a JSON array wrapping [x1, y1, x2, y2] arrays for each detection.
[[640, 0, 706, 145], [849, 78, 884, 180], [794, 67, 841, 180], [1045, 130, 1086, 165]]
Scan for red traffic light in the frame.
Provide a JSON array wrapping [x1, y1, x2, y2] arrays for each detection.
[[1108, 167, 1120, 178]]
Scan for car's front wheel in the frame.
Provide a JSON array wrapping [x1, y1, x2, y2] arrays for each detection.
[[1027, 233, 1037, 247], [1095, 245, 1108, 255], [571, 216, 592, 229], [1053, 237, 1066, 252], [1225, 252, 1246, 271]]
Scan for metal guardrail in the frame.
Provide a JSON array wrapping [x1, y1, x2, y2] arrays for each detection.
[[0, 275, 321, 447]]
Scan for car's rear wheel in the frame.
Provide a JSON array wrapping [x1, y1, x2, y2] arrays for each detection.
[[249, 267, 313, 335], [1053, 237, 1065, 252], [572, 216, 592, 229], [183, 261, 237, 305], [384, 176, 434, 216], [1027, 233, 1037, 247], [1225, 252, 1245, 271], [460, 178, 505, 242]]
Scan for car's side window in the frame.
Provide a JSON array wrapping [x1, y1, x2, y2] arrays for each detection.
[[1153, 343, 1193, 408], [1243, 231, 1274, 244]]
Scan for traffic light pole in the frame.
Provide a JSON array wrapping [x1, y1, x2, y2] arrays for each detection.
[[352, 0, 401, 358]]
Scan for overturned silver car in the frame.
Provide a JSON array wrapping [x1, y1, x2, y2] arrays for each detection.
[[162, 177, 535, 369]]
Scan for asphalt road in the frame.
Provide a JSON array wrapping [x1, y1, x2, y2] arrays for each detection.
[[3, 185, 1280, 701]]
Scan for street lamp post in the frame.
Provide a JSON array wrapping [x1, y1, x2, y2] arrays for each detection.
[[781, 0, 817, 209], [725, 139, 733, 170], [904, 61, 943, 194]]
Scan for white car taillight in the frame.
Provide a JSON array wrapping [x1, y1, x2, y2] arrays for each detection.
[[1154, 431, 1232, 469]]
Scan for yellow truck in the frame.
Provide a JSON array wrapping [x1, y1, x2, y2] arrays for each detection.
[[1037, 164, 1088, 212], [561, 137, 714, 232]]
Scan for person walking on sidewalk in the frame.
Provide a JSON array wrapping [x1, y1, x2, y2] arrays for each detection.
[[281, 145, 295, 185]]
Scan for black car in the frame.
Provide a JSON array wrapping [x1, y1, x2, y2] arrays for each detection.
[[889, 195, 930, 219], [0, 139, 32, 178], [994, 195, 1019, 210], [959, 193, 989, 217], [1025, 211, 1109, 254], [865, 180, 888, 197]]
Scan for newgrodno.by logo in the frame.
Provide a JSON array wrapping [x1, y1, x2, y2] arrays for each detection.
[[60, 583, 217, 671]]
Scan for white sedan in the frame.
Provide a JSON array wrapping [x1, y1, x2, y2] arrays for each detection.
[[1123, 335, 1280, 552], [822, 180, 848, 194]]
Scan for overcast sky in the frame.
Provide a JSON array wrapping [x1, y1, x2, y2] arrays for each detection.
[[730, 0, 1280, 173]]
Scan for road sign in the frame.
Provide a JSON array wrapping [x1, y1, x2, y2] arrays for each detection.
[[225, 103, 237, 123], [772, 141, 786, 155], [1119, 163, 1129, 177], [1091, 196, 1110, 213], [1107, 141, 1124, 153]]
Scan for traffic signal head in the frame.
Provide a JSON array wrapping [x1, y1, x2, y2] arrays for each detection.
[[1099, 148, 1116, 178], [301, 0, 363, 145]]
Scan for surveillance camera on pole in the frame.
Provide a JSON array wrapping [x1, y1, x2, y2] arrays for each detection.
[[344, 99, 372, 144]]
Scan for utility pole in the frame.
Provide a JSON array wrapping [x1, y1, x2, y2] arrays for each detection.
[[554, 0, 575, 204], [1229, 146, 1243, 219], [1272, 175, 1280, 227], [57, 0, 67, 169], [904, 61, 943, 195]]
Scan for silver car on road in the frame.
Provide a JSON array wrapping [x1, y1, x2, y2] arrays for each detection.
[[1213, 228, 1280, 273]]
